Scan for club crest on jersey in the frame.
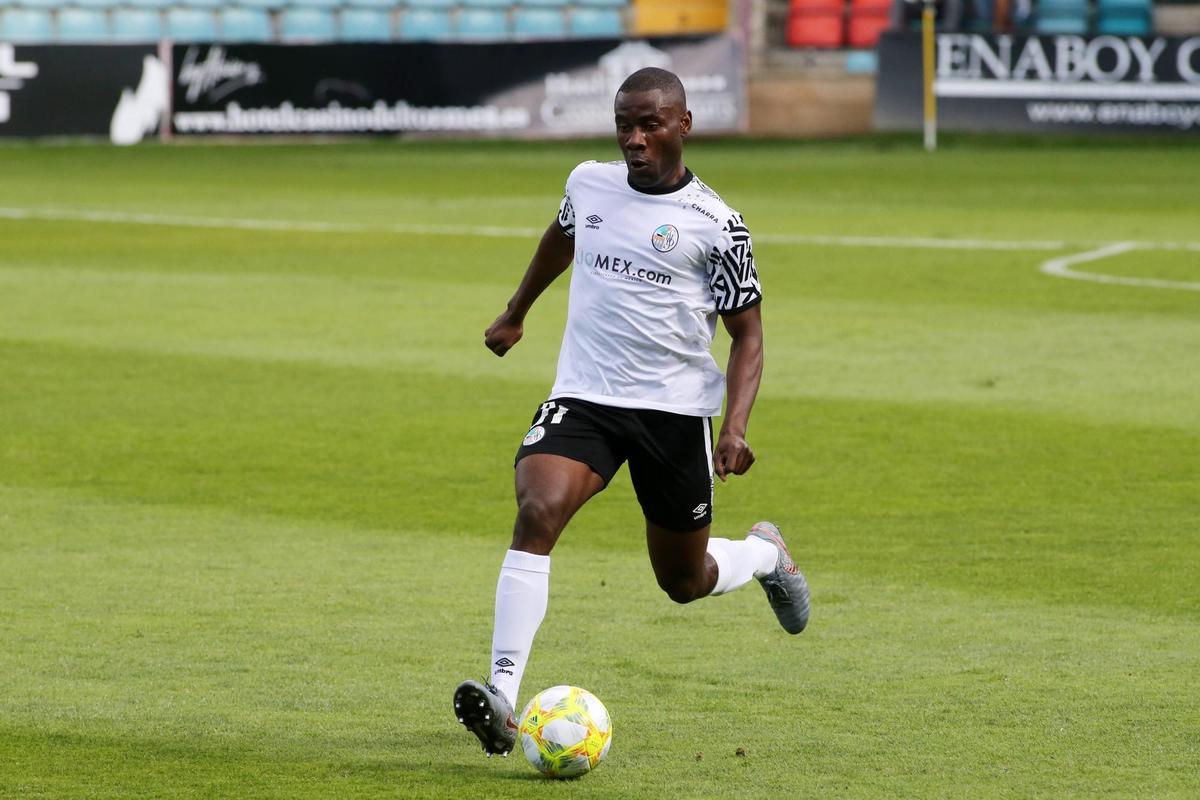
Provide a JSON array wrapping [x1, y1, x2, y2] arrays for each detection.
[[523, 425, 545, 446], [651, 224, 679, 253]]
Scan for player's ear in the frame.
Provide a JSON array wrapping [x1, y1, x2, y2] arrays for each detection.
[[679, 110, 692, 138]]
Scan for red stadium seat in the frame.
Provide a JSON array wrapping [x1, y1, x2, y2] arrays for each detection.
[[847, 0, 891, 48], [787, 0, 845, 48]]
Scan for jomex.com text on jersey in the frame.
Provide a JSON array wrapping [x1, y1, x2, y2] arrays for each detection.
[[579, 251, 673, 287]]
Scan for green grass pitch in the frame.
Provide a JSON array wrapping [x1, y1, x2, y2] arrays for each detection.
[[1, 136, 1197, 798]]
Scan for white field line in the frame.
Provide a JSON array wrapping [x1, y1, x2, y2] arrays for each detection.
[[1040, 242, 1200, 292], [3, 206, 1199, 290]]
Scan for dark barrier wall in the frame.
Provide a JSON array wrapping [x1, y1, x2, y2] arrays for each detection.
[[169, 37, 743, 137], [0, 43, 162, 139], [875, 32, 1200, 134]]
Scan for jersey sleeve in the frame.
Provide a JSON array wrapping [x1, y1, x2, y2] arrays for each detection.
[[557, 180, 576, 239], [706, 212, 761, 315]]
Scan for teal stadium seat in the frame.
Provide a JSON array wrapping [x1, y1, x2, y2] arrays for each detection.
[[513, 7, 565, 36], [0, 8, 54, 40], [569, 6, 621, 36], [57, 7, 111, 40], [177, 0, 225, 9], [575, 0, 625, 7], [462, 0, 512, 7], [220, 6, 272, 40], [125, 0, 174, 9], [398, 7, 452, 38], [73, 0, 119, 9], [342, 0, 394, 9], [112, 7, 164, 39], [166, 7, 218, 38], [520, 0, 568, 6], [340, 6, 392, 39], [233, 0, 281, 9], [1096, 0, 1151, 34], [1034, 0, 1090, 34], [280, 6, 337, 38], [456, 7, 508, 36], [291, 0, 342, 10], [407, 0, 454, 7]]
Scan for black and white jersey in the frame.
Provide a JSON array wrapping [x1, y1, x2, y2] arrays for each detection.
[[550, 160, 761, 417]]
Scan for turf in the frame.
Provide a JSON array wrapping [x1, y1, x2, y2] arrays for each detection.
[[0, 137, 1197, 798]]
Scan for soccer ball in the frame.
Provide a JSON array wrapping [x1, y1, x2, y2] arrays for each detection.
[[518, 685, 612, 778]]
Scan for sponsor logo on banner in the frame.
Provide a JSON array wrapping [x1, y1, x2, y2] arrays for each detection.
[[111, 55, 169, 145], [876, 32, 1200, 133], [0, 45, 38, 126], [178, 45, 264, 104]]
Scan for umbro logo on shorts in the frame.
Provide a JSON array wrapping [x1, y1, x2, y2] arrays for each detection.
[[692, 503, 708, 519]]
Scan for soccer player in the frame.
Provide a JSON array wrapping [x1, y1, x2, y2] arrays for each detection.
[[454, 67, 810, 756]]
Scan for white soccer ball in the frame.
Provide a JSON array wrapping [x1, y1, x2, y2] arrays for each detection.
[[518, 685, 612, 778]]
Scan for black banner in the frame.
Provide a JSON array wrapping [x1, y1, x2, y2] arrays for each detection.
[[169, 38, 745, 137], [875, 32, 1200, 133], [0, 43, 165, 141]]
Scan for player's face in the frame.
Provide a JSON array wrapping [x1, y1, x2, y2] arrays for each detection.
[[614, 89, 692, 190]]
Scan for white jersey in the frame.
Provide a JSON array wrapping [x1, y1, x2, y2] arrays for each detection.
[[550, 160, 761, 417]]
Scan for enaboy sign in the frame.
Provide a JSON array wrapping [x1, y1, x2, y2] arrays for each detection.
[[875, 32, 1200, 133], [936, 34, 1200, 100]]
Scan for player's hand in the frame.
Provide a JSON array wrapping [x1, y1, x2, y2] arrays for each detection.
[[714, 431, 755, 482], [484, 311, 524, 357]]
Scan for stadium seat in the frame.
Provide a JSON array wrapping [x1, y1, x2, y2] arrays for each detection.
[[112, 7, 163, 39], [513, 6, 566, 36], [343, 0, 395, 9], [787, 0, 845, 48], [339, 6, 392, 39], [576, 0, 625, 6], [220, 6, 273, 40], [569, 6, 622, 36], [0, 8, 54, 40], [1033, 0, 1089, 34], [73, 0, 119, 9], [232, 0, 281, 9], [456, 7, 508, 37], [406, 0, 454, 7], [290, 0, 342, 10], [280, 6, 336, 38], [6, 0, 60, 8], [166, 6, 218, 38], [519, 0, 569, 6], [461, 0, 512, 7], [56, 7, 111, 41], [176, 0, 224, 8], [124, 0, 174, 9], [846, 0, 890, 48], [397, 7, 452, 38], [1096, 0, 1151, 34], [632, 0, 724, 33]]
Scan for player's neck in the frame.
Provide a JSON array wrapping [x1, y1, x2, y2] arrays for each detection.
[[627, 166, 693, 195]]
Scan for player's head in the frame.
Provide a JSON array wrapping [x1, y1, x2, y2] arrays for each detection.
[[614, 68, 692, 191]]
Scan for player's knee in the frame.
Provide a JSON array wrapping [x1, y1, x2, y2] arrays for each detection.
[[658, 574, 706, 605], [513, 495, 565, 550]]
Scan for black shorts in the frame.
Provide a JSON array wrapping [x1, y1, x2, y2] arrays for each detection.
[[514, 397, 715, 532]]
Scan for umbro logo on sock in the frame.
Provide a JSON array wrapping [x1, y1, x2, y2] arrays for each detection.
[[494, 657, 515, 668]]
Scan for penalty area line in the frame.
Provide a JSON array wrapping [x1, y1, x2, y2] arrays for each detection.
[[1040, 242, 1200, 292]]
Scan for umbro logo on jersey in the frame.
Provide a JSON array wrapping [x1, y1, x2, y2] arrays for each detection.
[[651, 224, 679, 252], [585, 215, 603, 229]]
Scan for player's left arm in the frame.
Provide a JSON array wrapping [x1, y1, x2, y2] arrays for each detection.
[[715, 304, 763, 482]]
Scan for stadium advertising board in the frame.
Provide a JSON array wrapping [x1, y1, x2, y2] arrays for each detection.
[[169, 38, 744, 137], [0, 43, 166, 141], [875, 32, 1200, 133]]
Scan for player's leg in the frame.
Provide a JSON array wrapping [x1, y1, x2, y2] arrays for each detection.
[[457, 400, 619, 756], [629, 410, 809, 629]]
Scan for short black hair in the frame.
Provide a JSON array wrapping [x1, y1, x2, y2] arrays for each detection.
[[616, 68, 687, 108]]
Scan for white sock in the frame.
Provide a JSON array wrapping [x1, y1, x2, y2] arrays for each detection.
[[706, 536, 778, 596], [489, 549, 550, 709]]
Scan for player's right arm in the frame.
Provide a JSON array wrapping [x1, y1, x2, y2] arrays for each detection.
[[484, 219, 574, 357]]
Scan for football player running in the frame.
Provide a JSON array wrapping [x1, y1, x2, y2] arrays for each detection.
[[454, 67, 810, 757]]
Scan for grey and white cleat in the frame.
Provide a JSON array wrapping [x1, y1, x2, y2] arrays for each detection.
[[453, 679, 518, 756], [748, 521, 811, 634]]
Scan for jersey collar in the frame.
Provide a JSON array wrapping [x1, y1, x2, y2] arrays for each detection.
[[627, 167, 694, 196]]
